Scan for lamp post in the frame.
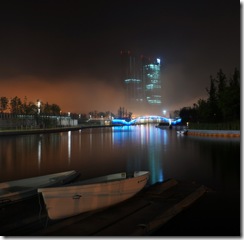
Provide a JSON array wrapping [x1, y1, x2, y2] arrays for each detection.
[[163, 110, 166, 117], [36, 99, 41, 128], [37, 100, 41, 115], [68, 112, 71, 126]]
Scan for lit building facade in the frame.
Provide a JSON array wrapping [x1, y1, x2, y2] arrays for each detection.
[[120, 51, 143, 105], [120, 51, 162, 115], [143, 57, 161, 105]]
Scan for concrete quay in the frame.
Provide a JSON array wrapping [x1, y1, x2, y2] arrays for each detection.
[[0, 125, 115, 136], [187, 129, 240, 138], [0, 125, 241, 138]]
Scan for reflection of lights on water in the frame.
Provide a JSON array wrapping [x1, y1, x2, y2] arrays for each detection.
[[158, 171, 164, 182], [100, 129, 104, 145], [140, 125, 145, 145], [68, 131, 71, 163], [89, 132, 93, 153], [123, 125, 165, 185], [147, 125, 165, 184], [78, 130, 82, 152], [38, 138, 42, 168]]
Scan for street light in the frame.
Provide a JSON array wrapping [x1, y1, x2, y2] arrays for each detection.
[[37, 100, 41, 114]]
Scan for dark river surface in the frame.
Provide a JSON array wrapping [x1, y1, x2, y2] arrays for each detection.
[[0, 124, 241, 235]]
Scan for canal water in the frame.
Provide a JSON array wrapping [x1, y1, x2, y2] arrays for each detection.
[[0, 124, 241, 235], [0, 124, 240, 192]]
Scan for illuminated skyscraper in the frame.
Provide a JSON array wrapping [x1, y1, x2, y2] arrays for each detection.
[[120, 51, 143, 105], [120, 51, 162, 115], [142, 57, 161, 105]]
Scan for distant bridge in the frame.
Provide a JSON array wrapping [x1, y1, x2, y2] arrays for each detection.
[[111, 115, 182, 126]]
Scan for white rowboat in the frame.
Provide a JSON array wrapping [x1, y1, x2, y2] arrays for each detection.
[[0, 170, 79, 205], [38, 171, 150, 220]]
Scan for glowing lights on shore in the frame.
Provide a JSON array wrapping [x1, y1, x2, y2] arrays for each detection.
[[37, 99, 41, 114]]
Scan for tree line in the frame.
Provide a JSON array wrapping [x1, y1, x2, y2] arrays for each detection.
[[179, 68, 240, 124], [88, 107, 132, 119], [0, 96, 61, 115], [0, 96, 132, 121]]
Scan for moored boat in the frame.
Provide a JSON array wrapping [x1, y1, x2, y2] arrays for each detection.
[[38, 171, 150, 220], [0, 170, 79, 206], [176, 130, 188, 135]]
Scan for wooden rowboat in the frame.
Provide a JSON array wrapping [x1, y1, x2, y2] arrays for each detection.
[[0, 170, 79, 206], [38, 171, 150, 220]]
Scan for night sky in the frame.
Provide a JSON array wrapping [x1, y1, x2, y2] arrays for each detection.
[[0, 0, 240, 115]]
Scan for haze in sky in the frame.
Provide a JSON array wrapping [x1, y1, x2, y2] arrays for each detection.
[[0, 0, 240, 115]]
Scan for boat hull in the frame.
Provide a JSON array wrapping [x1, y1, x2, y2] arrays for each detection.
[[38, 171, 149, 220], [0, 170, 79, 205]]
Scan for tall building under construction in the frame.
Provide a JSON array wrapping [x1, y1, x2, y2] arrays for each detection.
[[120, 50, 162, 115]]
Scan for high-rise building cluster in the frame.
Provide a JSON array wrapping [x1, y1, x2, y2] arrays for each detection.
[[120, 50, 162, 115]]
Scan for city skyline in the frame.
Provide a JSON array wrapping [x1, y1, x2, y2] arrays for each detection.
[[121, 51, 162, 115], [0, 1, 240, 115]]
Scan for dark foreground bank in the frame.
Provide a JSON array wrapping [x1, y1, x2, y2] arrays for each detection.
[[153, 191, 241, 236], [0, 179, 240, 236]]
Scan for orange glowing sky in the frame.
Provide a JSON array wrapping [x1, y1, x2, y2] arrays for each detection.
[[1, 75, 126, 114]]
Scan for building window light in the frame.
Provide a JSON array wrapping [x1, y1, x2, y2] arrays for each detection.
[[146, 84, 153, 90]]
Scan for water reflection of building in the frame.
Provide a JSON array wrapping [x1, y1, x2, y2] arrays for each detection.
[[120, 51, 162, 115], [116, 125, 164, 184]]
